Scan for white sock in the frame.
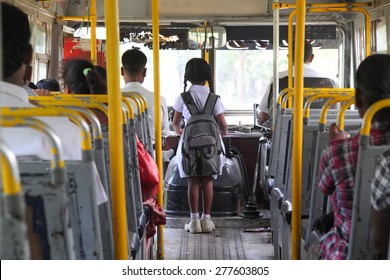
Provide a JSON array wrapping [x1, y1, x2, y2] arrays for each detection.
[[190, 213, 199, 220], [202, 214, 211, 219]]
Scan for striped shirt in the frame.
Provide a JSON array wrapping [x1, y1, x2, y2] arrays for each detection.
[[371, 149, 390, 212], [317, 121, 390, 260]]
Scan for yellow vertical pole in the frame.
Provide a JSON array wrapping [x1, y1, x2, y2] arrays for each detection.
[[90, 0, 97, 64], [152, 0, 164, 260], [104, 0, 128, 259], [291, 0, 306, 260]]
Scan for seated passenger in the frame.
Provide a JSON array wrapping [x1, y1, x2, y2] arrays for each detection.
[[63, 58, 165, 238], [316, 54, 390, 260], [257, 40, 336, 127], [1, 3, 81, 161], [121, 48, 170, 147], [36, 78, 61, 92], [0, 3, 106, 205], [370, 150, 390, 259], [62, 59, 108, 124]]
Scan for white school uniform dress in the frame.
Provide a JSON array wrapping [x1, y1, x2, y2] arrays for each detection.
[[173, 85, 226, 178], [0, 81, 107, 204]]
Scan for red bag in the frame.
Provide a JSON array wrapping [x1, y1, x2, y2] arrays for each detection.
[[136, 135, 160, 201], [144, 197, 166, 238]]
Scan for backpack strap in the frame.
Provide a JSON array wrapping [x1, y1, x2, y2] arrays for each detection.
[[181, 91, 200, 115], [203, 92, 219, 115]]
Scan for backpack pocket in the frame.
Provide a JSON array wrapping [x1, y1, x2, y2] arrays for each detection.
[[189, 135, 216, 159], [182, 134, 220, 176]]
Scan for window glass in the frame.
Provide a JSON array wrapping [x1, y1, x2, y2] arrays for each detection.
[[36, 20, 46, 54], [119, 41, 340, 115], [37, 60, 48, 81], [120, 43, 199, 106]]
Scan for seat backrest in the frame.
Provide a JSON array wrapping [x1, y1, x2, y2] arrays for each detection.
[[348, 144, 390, 259]]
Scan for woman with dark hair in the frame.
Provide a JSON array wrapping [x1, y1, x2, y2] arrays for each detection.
[[172, 58, 228, 234], [316, 54, 390, 259], [62, 59, 107, 94]]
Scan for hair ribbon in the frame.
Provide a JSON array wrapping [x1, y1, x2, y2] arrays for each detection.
[[83, 68, 92, 77]]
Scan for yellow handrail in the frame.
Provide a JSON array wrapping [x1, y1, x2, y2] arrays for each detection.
[[0, 142, 22, 195], [318, 96, 354, 125], [360, 99, 390, 136], [338, 98, 356, 132], [30, 95, 128, 124], [0, 107, 91, 151], [0, 116, 64, 170]]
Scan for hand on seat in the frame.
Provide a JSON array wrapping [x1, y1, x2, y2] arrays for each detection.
[[328, 123, 350, 142]]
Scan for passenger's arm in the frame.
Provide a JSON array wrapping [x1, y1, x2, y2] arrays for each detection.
[[172, 111, 183, 136], [160, 97, 170, 138], [258, 111, 269, 124], [257, 90, 270, 124], [215, 113, 228, 136], [370, 207, 390, 259]]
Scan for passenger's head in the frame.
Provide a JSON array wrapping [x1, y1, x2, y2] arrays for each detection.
[[355, 54, 390, 120], [291, 40, 314, 64], [36, 79, 61, 92], [62, 59, 107, 94], [1, 2, 33, 84], [183, 58, 214, 93], [121, 48, 147, 82]]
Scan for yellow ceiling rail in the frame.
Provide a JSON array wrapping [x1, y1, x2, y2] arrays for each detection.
[[273, 1, 375, 9], [56, 0, 97, 64], [282, 2, 372, 107]]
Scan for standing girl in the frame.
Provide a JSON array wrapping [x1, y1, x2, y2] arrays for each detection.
[[172, 58, 228, 233]]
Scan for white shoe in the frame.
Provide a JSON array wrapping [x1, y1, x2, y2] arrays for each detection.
[[201, 219, 215, 233], [184, 219, 202, 234]]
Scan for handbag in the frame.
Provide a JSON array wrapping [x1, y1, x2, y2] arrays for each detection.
[[136, 135, 160, 201]]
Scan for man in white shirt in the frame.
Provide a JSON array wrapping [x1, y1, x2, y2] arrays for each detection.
[[0, 3, 106, 204], [121, 49, 170, 147], [257, 40, 335, 126]]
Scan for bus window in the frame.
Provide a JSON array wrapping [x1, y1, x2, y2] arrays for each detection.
[[372, 17, 387, 54], [34, 19, 51, 83]]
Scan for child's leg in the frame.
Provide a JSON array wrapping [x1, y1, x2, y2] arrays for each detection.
[[188, 176, 200, 214], [201, 176, 213, 215], [185, 176, 202, 233], [200, 176, 215, 232]]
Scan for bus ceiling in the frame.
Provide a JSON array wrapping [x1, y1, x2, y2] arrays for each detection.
[[64, 0, 358, 23]]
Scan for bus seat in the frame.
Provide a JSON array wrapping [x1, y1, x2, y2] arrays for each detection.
[[102, 116, 149, 259], [348, 144, 390, 259], [280, 200, 292, 260], [270, 187, 283, 259], [0, 142, 30, 260]]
